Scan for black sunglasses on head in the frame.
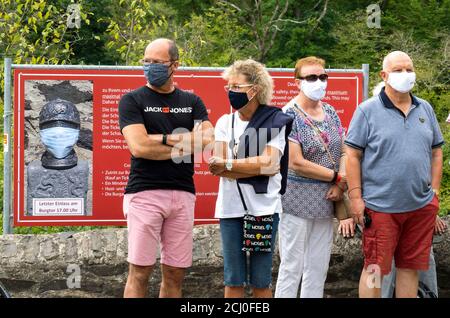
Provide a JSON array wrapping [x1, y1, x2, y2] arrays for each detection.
[[298, 73, 328, 82]]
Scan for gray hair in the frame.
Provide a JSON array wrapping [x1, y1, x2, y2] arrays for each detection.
[[168, 40, 179, 61], [147, 38, 179, 61]]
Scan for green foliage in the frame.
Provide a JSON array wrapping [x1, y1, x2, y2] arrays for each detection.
[[100, 1, 252, 67], [0, 0, 93, 128], [326, 2, 449, 122], [175, 5, 253, 66], [11, 224, 125, 235], [0, 0, 92, 234], [0, 150, 3, 228], [440, 124, 450, 216], [102, 0, 171, 65], [0, 0, 449, 234], [59, 0, 117, 65], [0, 0, 91, 65]]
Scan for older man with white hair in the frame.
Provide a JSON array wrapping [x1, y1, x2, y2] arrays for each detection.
[[345, 51, 444, 298]]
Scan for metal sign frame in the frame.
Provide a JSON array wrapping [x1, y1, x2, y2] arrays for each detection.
[[2, 60, 369, 234]]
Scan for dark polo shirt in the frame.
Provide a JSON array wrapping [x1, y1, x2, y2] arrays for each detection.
[[345, 87, 444, 213]]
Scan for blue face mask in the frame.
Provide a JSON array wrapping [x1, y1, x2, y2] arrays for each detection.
[[228, 90, 253, 110], [144, 63, 173, 87], [40, 127, 79, 159]]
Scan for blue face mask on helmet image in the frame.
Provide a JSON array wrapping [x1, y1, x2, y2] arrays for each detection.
[[144, 63, 173, 87], [40, 126, 80, 159]]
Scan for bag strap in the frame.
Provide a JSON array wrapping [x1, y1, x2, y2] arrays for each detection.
[[230, 112, 249, 212], [236, 182, 249, 212], [293, 103, 336, 170]]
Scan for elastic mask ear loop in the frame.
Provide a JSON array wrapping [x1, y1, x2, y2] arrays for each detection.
[[247, 86, 257, 103], [168, 61, 176, 79]]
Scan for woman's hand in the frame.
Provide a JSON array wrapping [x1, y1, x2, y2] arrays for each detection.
[[326, 184, 343, 201], [338, 218, 355, 238], [435, 216, 448, 235], [260, 162, 280, 176], [208, 156, 226, 176]]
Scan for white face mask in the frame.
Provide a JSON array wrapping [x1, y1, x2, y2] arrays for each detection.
[[300, 79, 327, 101], [40, 127, 79, 159], [387, 71, 416, 93]]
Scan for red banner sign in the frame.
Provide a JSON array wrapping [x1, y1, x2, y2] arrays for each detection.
[[14, 68, 363, 226]]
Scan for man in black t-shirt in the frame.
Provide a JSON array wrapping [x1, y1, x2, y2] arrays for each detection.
[[119, 38, 213, 298]]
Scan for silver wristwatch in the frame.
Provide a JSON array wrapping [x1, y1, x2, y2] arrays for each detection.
[[225, 159, 233, 171]]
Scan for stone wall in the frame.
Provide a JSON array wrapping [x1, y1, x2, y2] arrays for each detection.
[[0, 218, 449, 298]]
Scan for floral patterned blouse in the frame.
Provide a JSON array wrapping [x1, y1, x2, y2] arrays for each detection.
[[282, 102, 344, 219]]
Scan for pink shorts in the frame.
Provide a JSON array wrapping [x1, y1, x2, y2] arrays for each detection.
[[123, 189, 196, 268]]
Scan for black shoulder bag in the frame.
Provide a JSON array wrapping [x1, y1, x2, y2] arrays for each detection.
[[230, 112, 274, 253]]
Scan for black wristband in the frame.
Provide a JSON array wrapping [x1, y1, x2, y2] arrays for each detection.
[[162, 134, 168, 145], [331, 170, 338, 183]]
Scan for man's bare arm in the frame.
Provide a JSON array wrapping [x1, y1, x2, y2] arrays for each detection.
[[157, 120, 214, 154], [211, 141, 260, 179], [431, 147, 443, 192], [123, 120, 213, 161], [345, 145, 365, 225], [122, 124, 185, 160]]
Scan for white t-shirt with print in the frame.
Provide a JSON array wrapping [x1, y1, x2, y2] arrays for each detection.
[[214, 112, 286, 219]]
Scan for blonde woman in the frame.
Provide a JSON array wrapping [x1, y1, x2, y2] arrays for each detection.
[[208, 59, 293, 298]]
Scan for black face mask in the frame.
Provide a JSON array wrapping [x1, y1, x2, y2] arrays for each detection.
[[228, 91, 249, 110], [228, 87, 254, 110]]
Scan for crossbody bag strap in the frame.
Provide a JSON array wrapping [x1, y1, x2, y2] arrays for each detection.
[[230, 112, 249, 212], [236, 181, 248, 212], [293, 103, 336, 170]]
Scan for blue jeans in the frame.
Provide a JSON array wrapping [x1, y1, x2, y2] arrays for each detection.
[[220, 213, 279, 289]]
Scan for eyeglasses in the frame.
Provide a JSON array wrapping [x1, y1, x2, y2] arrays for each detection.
[[140, 58, 176, 66], [298, 74, 328, 82], [224, 84, 254, 92]]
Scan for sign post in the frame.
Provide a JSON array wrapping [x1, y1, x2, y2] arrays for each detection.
[[3, 58, 13, 235]]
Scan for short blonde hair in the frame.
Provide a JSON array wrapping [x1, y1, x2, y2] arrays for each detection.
[[222, 59, 274, 105], [372, 81, 385, 96], [294, 56, 326, 79]]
